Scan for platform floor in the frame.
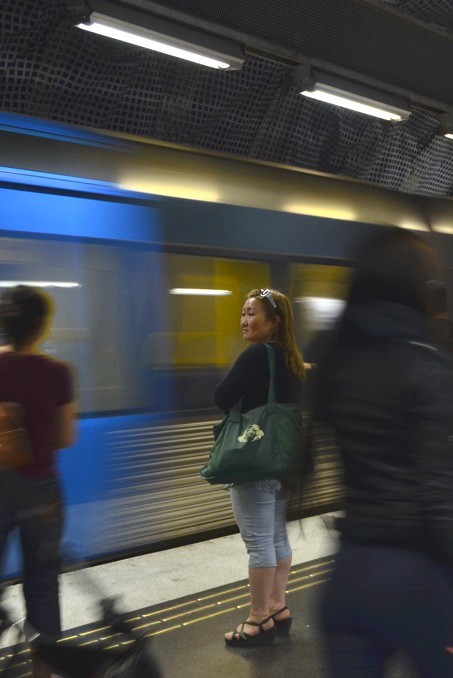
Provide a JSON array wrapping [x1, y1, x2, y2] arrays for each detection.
[[0, 515, 418, 676], [1, 558, 419, 678], [1, 514, 338, 645]]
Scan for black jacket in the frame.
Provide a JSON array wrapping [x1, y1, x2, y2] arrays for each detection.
[[320, 302, 453, 566], [214, 342, 303, 414]]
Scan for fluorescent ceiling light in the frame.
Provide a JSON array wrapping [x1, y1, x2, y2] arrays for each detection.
[[295, 65, 411, 122], [301, 84, 409, 121], [445, 134, 453, 140], [75, 1, 244, 70], [169, 288, 232, 296], [78, 17, 228, 68], [0, 281, 80, 288]]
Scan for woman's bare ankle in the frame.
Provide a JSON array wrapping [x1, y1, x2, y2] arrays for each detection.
[[269, 605, 290, 618]]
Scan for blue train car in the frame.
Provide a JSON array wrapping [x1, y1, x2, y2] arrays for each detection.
[[2, 114, 453, 575]]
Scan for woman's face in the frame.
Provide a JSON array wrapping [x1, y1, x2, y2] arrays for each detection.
[[241, 297, 277, 343]]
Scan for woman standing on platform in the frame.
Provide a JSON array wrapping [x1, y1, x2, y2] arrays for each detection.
[[313, 229, 453, 677], [214, 288, 305, 647], [0, 286, 76, 676]]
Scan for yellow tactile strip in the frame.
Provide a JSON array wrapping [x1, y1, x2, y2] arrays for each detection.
[[0, 556, 335, 672]]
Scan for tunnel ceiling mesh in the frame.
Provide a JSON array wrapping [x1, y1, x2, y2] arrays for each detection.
[[379, 1, 453, 29], [0, 0, 452, 197], [380, 1, 452, 17]]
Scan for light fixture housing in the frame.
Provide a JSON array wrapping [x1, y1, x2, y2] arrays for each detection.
[[439, 112, 453, 139], [71, 0, 244, 70], [295, 65, 411, 122]]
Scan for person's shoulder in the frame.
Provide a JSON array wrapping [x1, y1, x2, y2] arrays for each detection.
[[248, 342, 288, 362], [245, 343, 272, 358], [235, 342, 268, 365], [38, 355, 74, 377], [244, 343, 268, 354]]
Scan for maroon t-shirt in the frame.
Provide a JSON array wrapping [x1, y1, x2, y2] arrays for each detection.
[[0, 353, 74, 478]]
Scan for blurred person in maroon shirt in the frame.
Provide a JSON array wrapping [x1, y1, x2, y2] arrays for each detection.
[[0, 285, 76, 674]]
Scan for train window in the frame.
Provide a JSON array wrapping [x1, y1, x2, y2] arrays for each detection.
[[0, 236, 141, 413], [289, 263, 351, 360], [157, 254, 270, 368], [139, 254, 271, 412]]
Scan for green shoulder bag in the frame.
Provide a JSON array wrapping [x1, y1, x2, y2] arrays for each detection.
[[200, 343, 311, 485]]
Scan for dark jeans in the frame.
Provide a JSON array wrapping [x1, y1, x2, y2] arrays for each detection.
[[0, 470, 63, 637], [321, 539, 453, 678]]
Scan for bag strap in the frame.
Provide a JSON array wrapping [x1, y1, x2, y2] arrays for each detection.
[[233, 343, 277, 413], [264, 343, 277, 404], [234, 395, 244, 413]]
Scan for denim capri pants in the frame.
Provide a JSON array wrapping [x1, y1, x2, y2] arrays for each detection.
[[230, 479, 292, 568]]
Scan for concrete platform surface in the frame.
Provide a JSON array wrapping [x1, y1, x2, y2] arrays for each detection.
[[1, 553, 419, 678], [0, 514, 338, 648]]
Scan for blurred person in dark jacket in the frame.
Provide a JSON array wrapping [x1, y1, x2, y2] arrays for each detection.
[[312, 228, 453, 677]]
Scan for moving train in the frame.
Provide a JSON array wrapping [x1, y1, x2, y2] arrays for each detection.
[[1, 112, 453, 576]]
